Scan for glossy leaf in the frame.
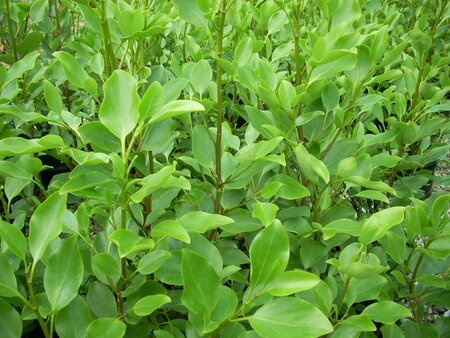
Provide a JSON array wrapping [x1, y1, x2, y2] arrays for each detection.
[[152, 220, 191, 243], [137, 250, 171, 275], [53, 51, 89, 88], [133, 294, 171, 316], [181, 249, 220, 319], [0, 252, 17, 297], [362, 301, 412, 325], [178, 211, 234, 233], [55, 296, 92, 338], [86, 318, 126, 338], [29, 193, 67, 262], [190, 60, 212, 95], [44, 236, 83, 311], [109, 229, 154, 257], [248, 221, 289, 296], [262, 270, 320, 296], [0, 298, 22, 338], [252, 201, 278, 227], [0, 220, 27, 261], [0, 135, 64, 157], [249, 298, 333, 338], [44, 80, 63, 114], [139, 81, 165, 120], [149, 100, 204, 125], [359, 207, 405, 244], [131, 163, 176, 203], [99, 70, 140, 143], [172, 0, 207, 27]]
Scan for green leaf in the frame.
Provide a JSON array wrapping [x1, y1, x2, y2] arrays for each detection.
[[29, 193, 67, 263], [178, 211, 234, 233], [118, 9, 145, 37], [354, 190, 389, 203], [86, 318, 126, 338], [92, 253, 121, 283], [0, 220, 27, 261], [262, 270, 320, 296], [139, 81, 165, 120], [248, 221, 289, 296], [149, 100, 204, 125], [152, 220, 191, 243], [44, 237, 83, 311], [99, 70, 140, 143], [87, 282, 117, 318], [44, 80, 63, 114], [192, 124, 215, 168], [359, 207, 405, 244], [190, 60, 212, 95], [172, 0, 207, 27], [431, 194, 450, 226], [371, 153, 402, 168], [109, 229, 154, 257], [55, 296, 92, 338], [0, 135, 64, 157], [322, 219, 362, 240], [78, 121, 121, 153], [53, 51, 89, 89], [336, 157, 357, 178], [252, 201, 279, 227], [0, 298, 22, 338], [0, 160, 32, 180], [345, 176, 396, 195], [350, 275, 387, 303], [133, 294, 171, 316], [60, 172, 112, 194], [309, 50, 357, 83], [362, 301, 412, 325], [234, 37, 253, 67], [0, 252, 17, 297], [249, 137, 283, 160], [381, 324, 404, 338], [131, 163, 176, 203], [346, 45, 371, 84], [137, 250, 171, 275], [295, 111, 325, 126], [248, 298, 333, 338], [5, 51, 39, 83], [309, 154, 330, 183], [342, 314, 376, 331], [426, 235, 450, 260], [321, 82, 340, 111], [181, 249, 220, 319], [209, 286, 238, 330]]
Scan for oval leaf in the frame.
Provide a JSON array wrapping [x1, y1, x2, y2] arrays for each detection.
[[133, 294, 171, 316], [29, 193, 67, 263], [249, 297, 333, 338], [99, 70, 140, 143]]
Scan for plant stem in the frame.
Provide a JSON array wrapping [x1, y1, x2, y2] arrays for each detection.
[[213, 0, 228, 215], [100, 0, 117, 76], [293, 0, 305, 143], [26, 266, 50, 338], [53, 0, 60, 36], [5, 0, 18, 62]]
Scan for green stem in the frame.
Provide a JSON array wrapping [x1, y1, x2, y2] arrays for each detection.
[[52, 0, 60, 36], [213, 0, 228, 215], [100, 0, 117, 76], [26, 265, 50, 338], [293, 1, 305, 143], [5, 0, 18, 62]]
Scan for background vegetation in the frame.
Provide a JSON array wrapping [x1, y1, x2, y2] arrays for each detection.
[[0, 0, 449, 337]]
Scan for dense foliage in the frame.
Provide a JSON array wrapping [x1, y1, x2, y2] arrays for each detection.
[[0, 0, 449, 337]]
